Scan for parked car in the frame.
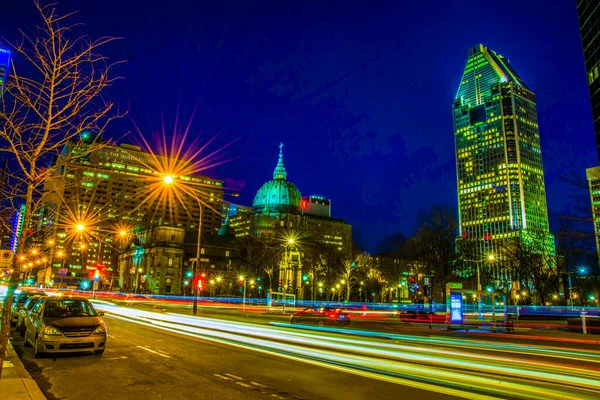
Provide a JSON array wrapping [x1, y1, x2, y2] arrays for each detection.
[[399, 310, 446, 323], [10, 289, 45, 326], [290, 307, 351, 327], [17, 294, 48, 336], [24, 296, 107, 358]]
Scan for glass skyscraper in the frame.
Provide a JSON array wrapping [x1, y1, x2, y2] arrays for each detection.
[[453, 44, 554, 278], [577, 1, 600, 267], [577, 0, 600, 159], [0, 48, 10, 94]]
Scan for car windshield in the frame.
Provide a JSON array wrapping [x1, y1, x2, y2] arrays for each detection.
[[43, 299, 98, 318], [24, 296, 45, 310]]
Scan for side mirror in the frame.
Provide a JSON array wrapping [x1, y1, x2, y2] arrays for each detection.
[[97, 311, 104, 317], [30, 312, 39, 319]]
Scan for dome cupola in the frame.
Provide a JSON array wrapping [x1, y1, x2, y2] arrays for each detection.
[[253, 143, 302, 215]]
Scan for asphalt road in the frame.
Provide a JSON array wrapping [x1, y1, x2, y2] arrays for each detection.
[[9, 300, 600, 400], [9, 312, 457, 400]]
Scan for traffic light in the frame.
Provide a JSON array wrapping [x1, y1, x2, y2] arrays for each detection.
[[93, 269, 101, 281], [400, 280, 407, 287], [409, 276, 415, 284], [186, 270, 193, 278], [302, 274, 309, 282]]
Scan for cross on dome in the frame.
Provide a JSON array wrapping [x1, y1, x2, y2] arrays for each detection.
[[273, 142, 287, 180]]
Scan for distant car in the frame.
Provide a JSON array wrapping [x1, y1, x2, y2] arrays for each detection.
[[399, 310, 446, 324], [17, 294, 48, 336], [10, 289, 46, 326], [24, 296, 107, 358], [290, 307, 351, 327]]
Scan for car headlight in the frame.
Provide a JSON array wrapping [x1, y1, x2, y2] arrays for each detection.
[[43, 326, 62, 336], [93, 323, 106, 334]]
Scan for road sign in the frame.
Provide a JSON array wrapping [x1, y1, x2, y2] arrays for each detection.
[[424, 277, 430, 286], [0, 250, 13, 268], [58, 268, 68, 277]]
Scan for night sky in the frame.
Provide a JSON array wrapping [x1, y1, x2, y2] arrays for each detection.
[[4, 1, 597, 252]]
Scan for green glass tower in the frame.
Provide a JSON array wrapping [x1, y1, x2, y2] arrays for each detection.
[[453, 44, 554, 279]]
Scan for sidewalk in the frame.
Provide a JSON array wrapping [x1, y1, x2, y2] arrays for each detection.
[[0, 340, 46, 400]]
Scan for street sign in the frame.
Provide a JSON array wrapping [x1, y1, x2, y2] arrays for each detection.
[[423, 277, 430, 286], [58, 268, 68, 277], [446, 282, 463, 289], [93, 281, 99, 291], [0, 250, 13, 268]]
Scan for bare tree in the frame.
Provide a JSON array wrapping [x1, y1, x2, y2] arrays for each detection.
[[0, 1, 123, 374], [338, 251, 371, 301]]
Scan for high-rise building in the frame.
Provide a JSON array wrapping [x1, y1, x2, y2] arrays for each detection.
[[577, 1, 600, 267], [577, 1, 600, 159], [0, 48, 10, 94], [453, 44, 554, 280], [42, 135, 224, 288]]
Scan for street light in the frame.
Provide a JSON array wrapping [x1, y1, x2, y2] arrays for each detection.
[[76, 223, 85, 232], [163, 175, 174, 185]]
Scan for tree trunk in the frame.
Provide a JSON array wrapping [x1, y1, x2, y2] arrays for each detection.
[[0, 173, 35, 377]]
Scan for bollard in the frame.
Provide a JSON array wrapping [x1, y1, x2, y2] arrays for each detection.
[[581, 311, 587, 335]]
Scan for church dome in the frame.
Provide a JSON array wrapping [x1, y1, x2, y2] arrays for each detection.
[[253, 143, 302, 214]]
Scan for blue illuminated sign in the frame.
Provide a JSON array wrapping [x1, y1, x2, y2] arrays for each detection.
[[450, 293, 463, 323]]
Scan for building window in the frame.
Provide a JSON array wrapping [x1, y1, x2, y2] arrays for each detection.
[[201, 248, 205, 255], [225, 250, 230, 257], [168, 258, 173, 267]]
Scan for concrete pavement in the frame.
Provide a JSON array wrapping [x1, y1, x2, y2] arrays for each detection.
[[0, 340, 46, 400]]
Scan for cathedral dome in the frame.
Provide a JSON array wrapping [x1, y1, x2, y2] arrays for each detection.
[[253, 143, 302, 214]]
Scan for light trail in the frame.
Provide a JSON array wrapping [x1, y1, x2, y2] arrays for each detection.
[[95, 303, 600, 399]]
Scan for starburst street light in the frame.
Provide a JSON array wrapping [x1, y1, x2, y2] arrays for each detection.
[[76, 223, 85, 232], [163, 175, 174, 185]]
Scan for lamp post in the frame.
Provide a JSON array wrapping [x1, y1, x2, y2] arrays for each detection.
[[465, 254, 495, 292], [163, 174, 203, 315]]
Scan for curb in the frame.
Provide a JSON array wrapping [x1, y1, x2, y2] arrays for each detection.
[[0, 340, 46, 400]]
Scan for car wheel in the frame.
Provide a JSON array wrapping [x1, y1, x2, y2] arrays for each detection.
[[94, 349, 105, 355], [317, 319, 324, 327], [290, 316, 297, 324], [34, 336, 45, 358]]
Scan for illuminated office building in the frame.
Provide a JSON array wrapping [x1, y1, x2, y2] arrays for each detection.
[[577, 1, 600, 266], [42, 134, 224, 287], [0, 48, 10, 94], [453, 44, 554, 278], [577, 1, 600, 158]]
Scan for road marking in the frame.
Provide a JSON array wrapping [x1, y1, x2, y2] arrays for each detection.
[[136, 346, 171, 358], [2, 360, 14, 368], [106, 356, 128, 360], [270, 395, 286, 399], [107, 334, 117, 339], [235, 381, 253, 388], [214, 374, 234, 381], [250, 381, 268, 388], [224, 373, 244, 380]]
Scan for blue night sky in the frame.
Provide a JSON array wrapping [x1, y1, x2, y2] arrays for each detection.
[[4, 1, 597, 252]]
